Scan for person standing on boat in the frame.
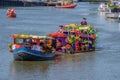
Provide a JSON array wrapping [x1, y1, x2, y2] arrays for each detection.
[[58, 25, 64, 33], [11, 8, 16, 14], [10, 8, 16, 16], [81, 18, 87, 25]]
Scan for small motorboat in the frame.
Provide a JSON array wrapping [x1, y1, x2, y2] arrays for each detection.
[[55, 3, 77, 8], [98, 3, 109, 12], [6, 8, 16, 18], [7, 13, 16, 18]]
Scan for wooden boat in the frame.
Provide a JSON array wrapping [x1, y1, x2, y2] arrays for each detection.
[[55, 3, 77, 8], [8, 34, 56, 61], [13, 48, 55, 61]]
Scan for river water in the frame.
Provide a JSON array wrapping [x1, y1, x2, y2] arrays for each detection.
[[0, 2, 120, 80]]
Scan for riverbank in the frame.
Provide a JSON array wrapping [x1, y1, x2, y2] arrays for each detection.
[[0, 0, 108, 7], [0, 0, 46, 7], [78, 0, 107, 2]]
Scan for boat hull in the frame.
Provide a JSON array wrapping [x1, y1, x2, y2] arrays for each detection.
[[13, 48, 55, 61], [14, 52, 55, 61], [7, 14, 16, 18], [55, 4, 77, 8], [98, 8, 109, 12]]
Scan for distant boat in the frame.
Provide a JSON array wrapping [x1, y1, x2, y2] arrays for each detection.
[[98, 3, 109, 12], [6, 9, 16, 18], [55, 3, 77, 8]]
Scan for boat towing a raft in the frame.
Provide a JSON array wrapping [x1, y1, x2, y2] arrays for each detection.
[[8, 23, 98, 61]]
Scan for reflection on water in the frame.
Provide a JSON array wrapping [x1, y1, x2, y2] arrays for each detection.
[[8, 53, 95, 80], [9, 61, 52, 80], [10, 61, 51, 74], [9, 53, 95, 78], [106, 18, 118, 22], [119, 23, 120, 32], [55, 53, 95, 64]]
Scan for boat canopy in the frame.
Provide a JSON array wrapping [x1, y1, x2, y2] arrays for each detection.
[[64, 24, 93, 31], [11, 34, 52, 39]]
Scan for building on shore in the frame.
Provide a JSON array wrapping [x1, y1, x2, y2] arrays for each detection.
[[0, 0, 47, 7], [0, 0, 108, 7]]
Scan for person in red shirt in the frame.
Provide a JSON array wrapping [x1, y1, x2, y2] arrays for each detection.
[[10, 8, 16, 17], [11, 8, 16, 14], [58, 25, 64, 33]]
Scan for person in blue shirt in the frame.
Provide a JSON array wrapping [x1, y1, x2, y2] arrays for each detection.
[[32, 43, 40, 51], [81, 18, 87, 25]]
